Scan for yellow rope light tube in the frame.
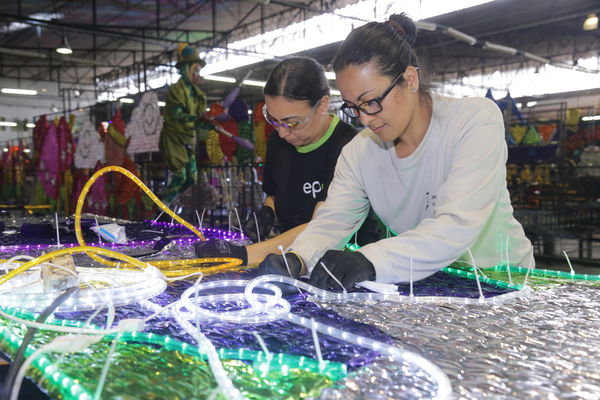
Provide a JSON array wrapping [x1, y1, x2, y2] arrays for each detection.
[[74, 166, 243, 275]]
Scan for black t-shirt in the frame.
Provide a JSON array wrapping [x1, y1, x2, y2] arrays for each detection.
[[262, 116, 357, 232]]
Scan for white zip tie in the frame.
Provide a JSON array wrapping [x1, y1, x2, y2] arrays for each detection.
[[563, 250, 575, 275], [319, 261, 347, 294], [251, 331, 273, 362], [523, 245, 535, 286], [93, 334, 120, 400], [234, 208, 243, 235], [54, 212, 61, 247], [228, 209, 232, 233], [253, 212, 261, 242], [310, 318, 325, 371], [278, 245, 301, 294], [153, 209, 165, 222], [505, 236, 512, 285], [467, 248, 485, 301], [409, 252, 414, 298], [195, 209, 204, 235]]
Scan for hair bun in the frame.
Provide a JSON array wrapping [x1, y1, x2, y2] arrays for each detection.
[[386, 13, 417, 46]]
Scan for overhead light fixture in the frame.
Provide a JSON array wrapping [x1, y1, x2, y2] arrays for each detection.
[[26, 123, 35, 128], [582, 114, 600, 121], [1, 88, 37, 95], [56, 35, 73, 55], [325, 71, 336, 80], [415, 21, 438, 32], [482, 41, 517, 55], [330, 89, 341, 96], [119, 97, 134, 104], [443, 27, 477, 46], [526, 101, 538, 108], [523, 52, 550, 64], [583, 13, 598, 31], [242, 79, 266, 87], [202, 75, 236, 83], [0, 121, 17, 127], [157, 101, 166, 107]]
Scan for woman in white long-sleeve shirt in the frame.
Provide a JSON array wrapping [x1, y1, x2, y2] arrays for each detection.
[[257, 12, 533, 290]]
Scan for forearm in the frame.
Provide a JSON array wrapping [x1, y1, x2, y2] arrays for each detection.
[[246, 223, 307, 265], [263, 196, 275, 211]]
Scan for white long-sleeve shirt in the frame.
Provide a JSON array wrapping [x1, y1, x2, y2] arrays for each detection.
[[291, 94, 533, 283]]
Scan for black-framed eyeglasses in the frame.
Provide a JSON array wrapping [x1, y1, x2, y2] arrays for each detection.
[[340, 73, 405, 118], [262, 100, 321, 131]]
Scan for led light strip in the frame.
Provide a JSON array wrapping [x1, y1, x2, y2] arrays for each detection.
[[73, 166, 205, 268], [0, 247, 167, 312], [172, 275, 456, 400]]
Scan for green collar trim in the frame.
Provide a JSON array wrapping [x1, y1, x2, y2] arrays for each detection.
[[296, 115, 340, 153]]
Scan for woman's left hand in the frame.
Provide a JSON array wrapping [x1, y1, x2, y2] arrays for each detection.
[[309, 250, 375, 290]]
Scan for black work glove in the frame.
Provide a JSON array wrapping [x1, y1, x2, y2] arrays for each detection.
[[194, 238, 248, 265], [308, 250, 376, 291], [243, 206, 275, 243], [257, 252, 305, 295]]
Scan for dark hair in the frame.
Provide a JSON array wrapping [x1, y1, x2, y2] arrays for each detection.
[[332, 13, 430, 94], [264, 57, 329, 106]]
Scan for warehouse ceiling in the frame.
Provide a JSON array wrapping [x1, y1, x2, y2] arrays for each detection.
[[0, 0, 599, 113]]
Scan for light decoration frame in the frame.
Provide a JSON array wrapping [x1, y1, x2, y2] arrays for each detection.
[[171, 274, 457, 400]]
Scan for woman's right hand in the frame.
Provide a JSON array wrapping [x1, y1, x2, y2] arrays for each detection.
[[194, 238, 248, 265], [243, 206, 275, 242]]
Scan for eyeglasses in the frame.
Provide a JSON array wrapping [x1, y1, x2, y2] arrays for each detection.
[[262, 100, 320, 131], [340, 73, 405, 118]]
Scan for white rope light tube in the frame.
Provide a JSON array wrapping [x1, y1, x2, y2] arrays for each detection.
[[0, 267, 166, 313], [172, 275, 462, 400]]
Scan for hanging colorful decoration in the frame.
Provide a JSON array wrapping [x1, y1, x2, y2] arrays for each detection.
[[85, 160, 109, 215], [252, 102, 271, 163], [235, 121, 253, 164], [103, 110, 146, 219], [218, 119, 238, 159], [537, 123, 557, 143], [36, 121, 60, 199], [206, 130, 225, 165], [510, 125, 527, 144], [74, 119, 105, 169], [521, 125, 542, 145], [126, 91, 163, 154], [57, 116, 75, 215]]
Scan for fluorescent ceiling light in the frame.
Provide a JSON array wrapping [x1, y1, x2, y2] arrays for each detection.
[[526, 101, 537, 107], [482, 41, 517, 55], [119, 97, 134, 103], [242, 79, 266, 87], [200, 0, 492, 76], [444, 27, 477, 45], [583, 13, 598, 31], [325, 71, 336, 80], [1, 88, 38, 95], [523, 52, 550, 64], [582, 114, 600, 121], [0, 13, 63, 34], [0, 121, 18, 127], [330, 89, 342, 96], [26, 123, 35, 128], [157, 101, 166, 107], [203, 75, 236, 83]]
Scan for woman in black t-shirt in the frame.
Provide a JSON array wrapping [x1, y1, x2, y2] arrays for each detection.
[[195, 57, 377, 265]]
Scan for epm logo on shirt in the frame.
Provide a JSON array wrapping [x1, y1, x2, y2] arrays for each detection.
[[303, 181, 323, 199]]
